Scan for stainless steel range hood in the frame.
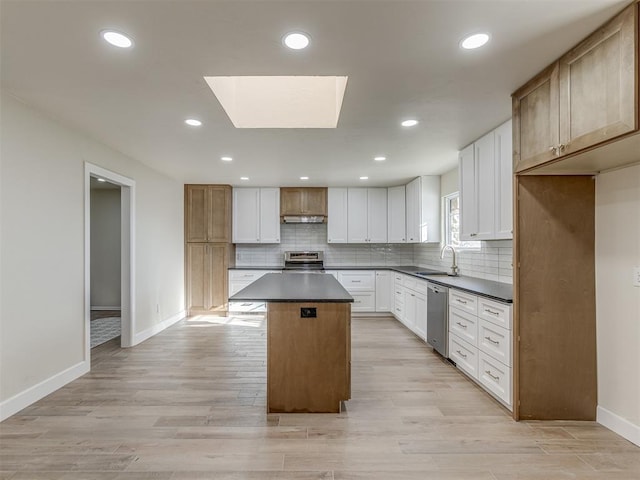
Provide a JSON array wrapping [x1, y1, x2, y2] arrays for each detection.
[[282, 215, 325, 224]]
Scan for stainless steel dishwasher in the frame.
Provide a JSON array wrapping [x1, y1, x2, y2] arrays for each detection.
[[427, 283, 448, 357]]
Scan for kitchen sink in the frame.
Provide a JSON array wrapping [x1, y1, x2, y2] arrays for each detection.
[[415, 270, 448, 276]]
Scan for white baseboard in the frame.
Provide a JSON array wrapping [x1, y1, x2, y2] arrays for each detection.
[[133, 310, 185, 346], [91, 306, 121, 311], [0, 361, 89, 421], [597, 405, 640, 446]]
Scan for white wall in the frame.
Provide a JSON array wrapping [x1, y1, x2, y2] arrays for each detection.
[[595, 164, 640, 446], [440, 166, 458, 197], [90, 188, 121, 308], [0, 93, 185, 417]]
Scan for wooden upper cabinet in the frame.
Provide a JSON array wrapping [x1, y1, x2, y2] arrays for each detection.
[[513, 2, 638, 173], [280, 188, 327, 216], [185, 185, 231, 243], [513, 63, 560, 172], [559, 4, 637, 156]]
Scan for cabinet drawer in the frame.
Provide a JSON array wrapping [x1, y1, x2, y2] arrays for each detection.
[[478, 319, 512, 367], [229, 270, 278, 281], [449, 334, 479, 380], [402, 275, 429, 296], [449, 289, 478, 314], [478, 351, 512, 407], [351, 292, 375, 312], [449, 307, 478, 346], [394, 286, 405, 304], [393, 302, 404, 320], [338, 271, 375, 291], [478, 297, 512, 330], [394, 273, 403, 283]]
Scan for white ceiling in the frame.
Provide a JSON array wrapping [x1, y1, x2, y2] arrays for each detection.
[[1, 0, 629, 187]]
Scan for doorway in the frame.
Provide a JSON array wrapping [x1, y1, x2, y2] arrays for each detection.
[[84, 163, 136, 366], [90, 177, 122, 347]]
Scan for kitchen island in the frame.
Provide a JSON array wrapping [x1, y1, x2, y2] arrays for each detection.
[[229, 273, 353, 413]]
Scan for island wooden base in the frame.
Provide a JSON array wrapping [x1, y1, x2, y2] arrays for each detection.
[[267, 302, 351, 413]]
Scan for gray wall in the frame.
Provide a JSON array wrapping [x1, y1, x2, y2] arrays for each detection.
[[90, 188, 121, 308]]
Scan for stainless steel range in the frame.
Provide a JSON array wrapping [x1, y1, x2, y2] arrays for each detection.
[[283, 251, 324, 273]]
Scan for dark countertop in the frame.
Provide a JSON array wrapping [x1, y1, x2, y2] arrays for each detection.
[[229, 265, 513, 303], [229, 273, 354, 303]]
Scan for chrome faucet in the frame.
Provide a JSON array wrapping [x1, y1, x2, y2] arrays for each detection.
[[440, 244, 459, 276]]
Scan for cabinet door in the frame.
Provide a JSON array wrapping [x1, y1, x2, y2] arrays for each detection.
[[302, 188, 327, 215], [475, 131, 496, 240], [459, 144, 477, 241], [512, 63, 560, 172], [387, 186, 406, 243], [375, 271, 391, 312], [367, 188, 388, 243], [232, 188, 260, 243], [405, 177, 420, 243], [207, 186, 231, 242], [347, 188, 368, 243], [559, 5, 637, 156], [259, 188, 280, 243], [327, 188, 348, 243], [185, 185, 209, 243], [186, 243, 208, 311], [494, 120, 513, 239], [186, 243, 228, 313], [414, 291, 427, 340], [280, 188, 302, 216], [207, 244, 229, 312], [404, 290, 417, 331]]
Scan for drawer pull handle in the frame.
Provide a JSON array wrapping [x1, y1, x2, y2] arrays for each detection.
[[485, 370, 500, 381], [485, 309, 499, 316], [457, 299, 468, 304], [396, 291, 401, 294], [352, 280, 362, 283], [484, 336, 499, 345], [456, 322, 468, 329], [456, 350, 467, 359]]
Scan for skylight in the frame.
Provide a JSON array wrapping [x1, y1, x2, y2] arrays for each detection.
[[204, 76, 348, 128]]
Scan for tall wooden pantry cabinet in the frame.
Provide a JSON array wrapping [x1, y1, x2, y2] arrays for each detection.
[[185, 185, 235, 315]]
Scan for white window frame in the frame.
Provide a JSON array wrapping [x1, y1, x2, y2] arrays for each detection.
[[443, 192, 481, 250]]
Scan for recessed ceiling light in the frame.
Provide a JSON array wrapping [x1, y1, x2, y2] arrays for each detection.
[[240, 177, 249, 181], [185, 119, 202, 127], [221, 156, 233, 162], [401, 119, 419, 127], [360, 176, 369, 180], [101, 30, 133, 48], [374, 156, 386, 161], [97, 178, 106, 183], [283, 32, 310, 50], [460, 33, 490, 50], [300, 176, 309, 180]]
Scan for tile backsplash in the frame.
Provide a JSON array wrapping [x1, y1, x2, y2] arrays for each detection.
[[235, 224, 513, 283]]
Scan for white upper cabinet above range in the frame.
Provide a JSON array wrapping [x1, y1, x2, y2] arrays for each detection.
[[460, 119, 513, 241], [348, 188, 387, 243], [232, 187, 280, 243]]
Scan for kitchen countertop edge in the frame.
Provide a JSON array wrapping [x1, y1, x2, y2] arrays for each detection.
[[229, 266, 513, 303]]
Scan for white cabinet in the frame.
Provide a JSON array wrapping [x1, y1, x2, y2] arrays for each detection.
[[232, 187, 280, 244], [347, 188, 387, 243], [459, 119, 513, 241], [387, 186, 406, 243], [228, 269, 280, 297], [405, 176, 441, 243], [448, 287, 513, 409], [337, 270, 376, 312], [327, 188, 348, 243], [494, 120, 513, 239], [375, 270, 392, 312], [391, 272, 428, 341]]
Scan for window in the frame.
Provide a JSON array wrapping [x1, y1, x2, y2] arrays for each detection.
[[444, 192, 480, 249]]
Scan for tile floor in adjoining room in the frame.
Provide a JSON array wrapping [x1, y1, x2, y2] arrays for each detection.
[[1, 315, 638, 479]]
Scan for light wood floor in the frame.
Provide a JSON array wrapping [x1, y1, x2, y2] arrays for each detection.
[[1, 315, 638, 479]]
